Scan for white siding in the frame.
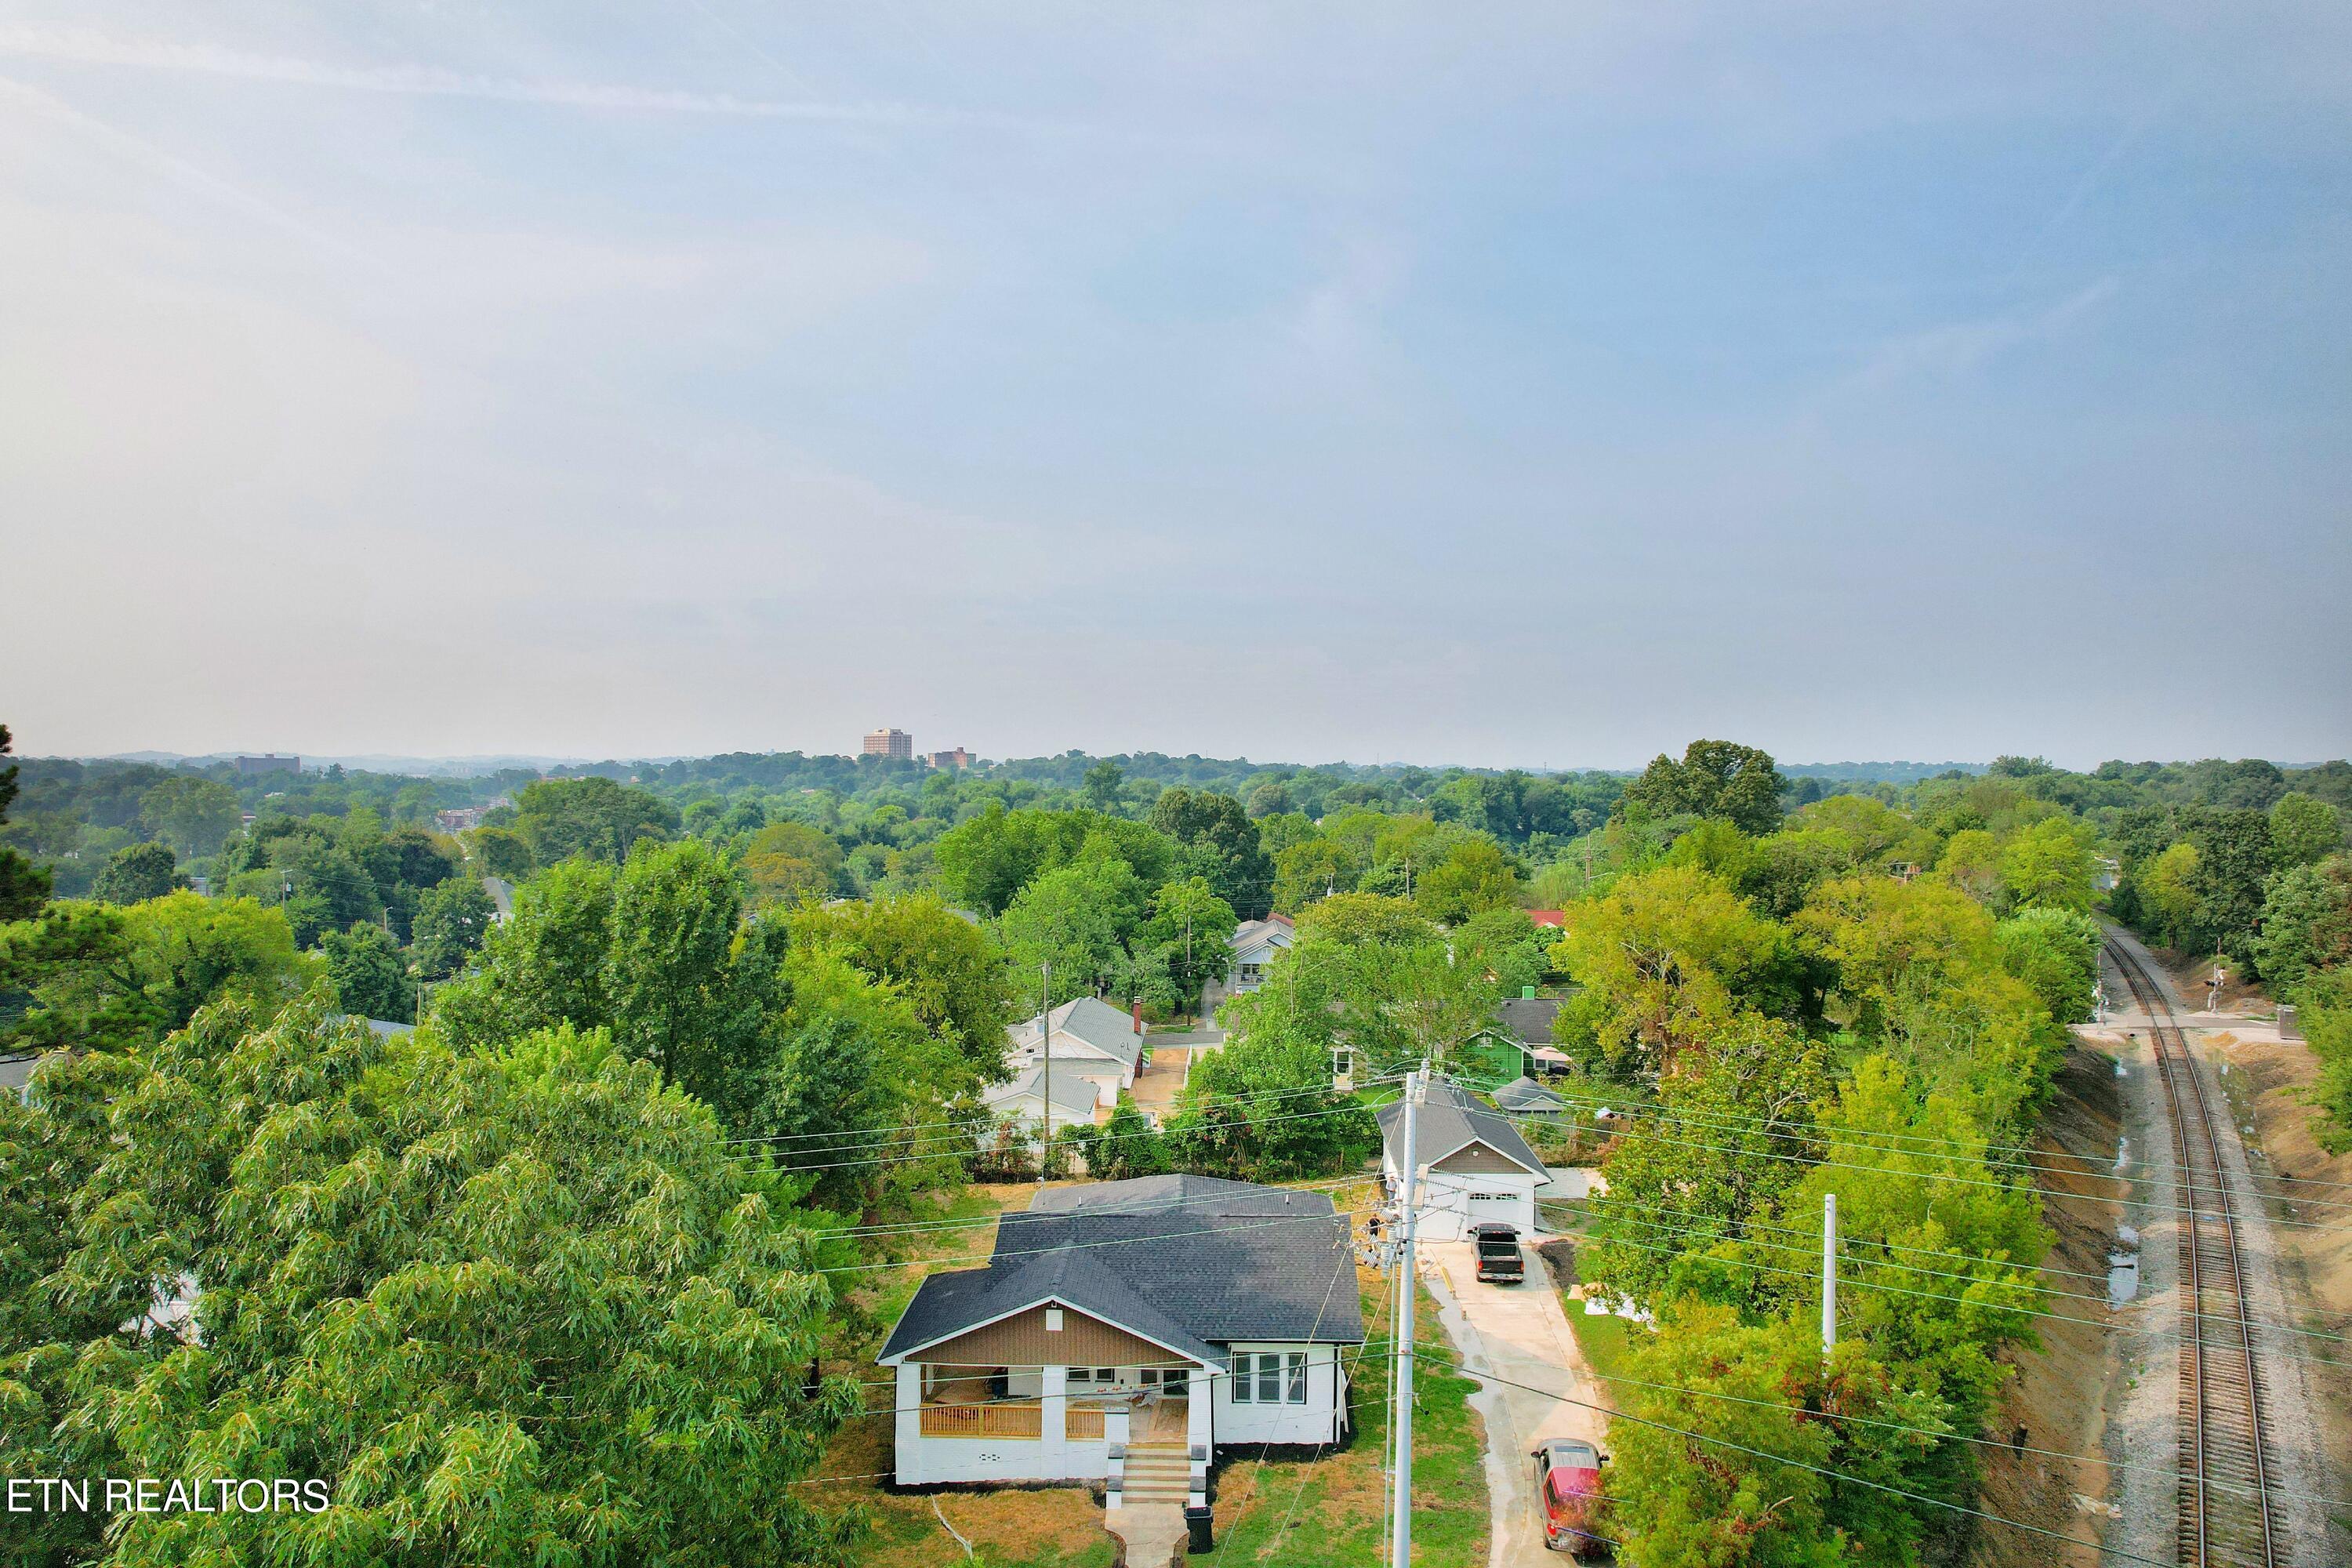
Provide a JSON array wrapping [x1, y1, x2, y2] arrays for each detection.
[[1209, 1344, 1348, 1446]]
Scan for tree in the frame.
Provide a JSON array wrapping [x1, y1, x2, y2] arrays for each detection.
[[786, 895, 1016, 1076], [1995, 907, 2103, 1024], [998, 858, 1142, 1002], [1555, 865, 1802, 1071], [469, 826, 534, 880], [320, 920, 411, 1022], [1996, 818, 2096, 912], [1165, 1021, 1376, 1180], [1793, 876, 2002, 1040], [607, 839, 760, 1112], [2250, 859, 2352, 990], [1148, 787, 1274, 919], [2137, 840, 2204, 949], [426, 858, 618, 1049], [1142, 876, 1237, 1022], [2270, 793, 2346, 869], [1083, 759, 1127, 815], [0, 1000, 859, 1568], [0, 724, 52, 919], [138, 776, 242, 858], [1066, 1092, 1171, 1181], [1414, 836, 1521, 924], [1619, 739, 1789, 837], [0, 893, 307, 1056], [934, 804, 1094, 915], [2184, 807, 2276, 967], [1292, 891, 1436, 949], [1272, 835, 1359, 912], [740, 820, 848, 906], [93, 842, 180, 905], [510, 776, 679, 866], [410, 877, 496, 980], [1933, 828, 2002, 907], [281, 842, 378, 948]]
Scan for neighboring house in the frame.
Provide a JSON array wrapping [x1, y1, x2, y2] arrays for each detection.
[[1, 1053, 41, 1104], [877, 1175, 1364, 1506], [1004, 997, 1146, 1110], [1226, 915, 1294, 994], [482, 877, 515, 923], [1496, 992, 1564, 1048], [1527, 909, 1567, 930], [982, 1064, 1108, 1134], [1493, 1075, 1568, 1117], [1378, 1081, 1548, 1240]]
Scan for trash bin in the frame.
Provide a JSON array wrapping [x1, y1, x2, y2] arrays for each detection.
[[1184, 1504, 1213, 1554]]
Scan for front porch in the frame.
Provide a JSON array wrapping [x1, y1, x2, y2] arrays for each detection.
[[893, 1360, 1211, 1500]]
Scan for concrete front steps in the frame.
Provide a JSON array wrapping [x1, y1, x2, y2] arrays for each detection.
[[1120, 1443, 1191, 1505]]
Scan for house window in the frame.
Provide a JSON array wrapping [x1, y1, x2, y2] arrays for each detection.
[[1163, 1367, 1189, 1395], [1330, 1047, 1352, 1081], [1286, 1352, 1308, 1403], [1257, 1356, 1282, 1404], [1095, 1367, 1116, 1383], [1232, 1352, 1307, 1405]]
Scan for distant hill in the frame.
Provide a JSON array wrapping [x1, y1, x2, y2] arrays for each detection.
[[1783, 761, 1985, 785]]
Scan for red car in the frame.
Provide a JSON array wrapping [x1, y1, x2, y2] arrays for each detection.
[[1530, 1438, 1609, 1556]]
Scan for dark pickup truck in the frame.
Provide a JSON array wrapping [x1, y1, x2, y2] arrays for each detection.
[[1472, 1222, 1525, 1283]]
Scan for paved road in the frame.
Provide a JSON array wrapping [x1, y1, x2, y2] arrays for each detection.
[[1423, 1240, 1610, 1567]]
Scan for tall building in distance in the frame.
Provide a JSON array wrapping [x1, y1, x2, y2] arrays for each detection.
[[861, 728, 913, 760], [925, 747, 971, 770], [233, 753, 300, 776]]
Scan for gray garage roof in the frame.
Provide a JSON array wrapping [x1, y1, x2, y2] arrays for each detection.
[[879, 1175, 1363, 1364], [1377, 1080, 1546, 1177]]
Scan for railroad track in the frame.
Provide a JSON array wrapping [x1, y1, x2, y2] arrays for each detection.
[[2107, 938, 2282, 1568]]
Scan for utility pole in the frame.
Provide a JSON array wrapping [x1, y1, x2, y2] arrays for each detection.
[[1038, 960, 1052, 1185], [1820, 1191, 1838, 1355], [1390, 1066, 1424, 1568]]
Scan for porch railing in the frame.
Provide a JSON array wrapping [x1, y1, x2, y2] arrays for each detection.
[[919, 1402, 1043, 1439], [1065, 1405, 1107, 1440]]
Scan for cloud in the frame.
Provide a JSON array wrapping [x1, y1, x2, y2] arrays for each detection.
[[1846, 278, 2119, 389], [0, 23, 989, 126]]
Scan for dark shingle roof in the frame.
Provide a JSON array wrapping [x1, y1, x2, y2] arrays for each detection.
[[1377, 1080, 1546, 1176], [1493, 1076, 1567, 1114], [879, 1176, 1363, 1363], [1496, 996, 1563, 1045]]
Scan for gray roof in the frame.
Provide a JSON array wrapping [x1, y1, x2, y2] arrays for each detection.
[[1493, 1075, 1567, 1114], [1495, 996, 1563, 1046], [983, 1064, 1102, 1119], [880, 1175, 1363, 1364], [1007, 996, 1145, 1072], [1378, 1080, 1546, 1177]]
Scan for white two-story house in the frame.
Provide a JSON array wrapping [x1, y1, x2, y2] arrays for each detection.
[[877, 1175, 1363, 1512], [1002, 996, 1146, 1112]]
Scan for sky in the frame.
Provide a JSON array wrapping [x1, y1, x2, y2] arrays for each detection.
[[3, 3, 2348, 771]]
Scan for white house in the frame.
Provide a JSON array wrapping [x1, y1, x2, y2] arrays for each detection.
[[1226, 915, 1294, 994], [1377, 1080, 1548, 1241], [877, 1176, 1363, 1512], [1004, 997, 1146, 1111], [982, 1065, 1107, 1134]]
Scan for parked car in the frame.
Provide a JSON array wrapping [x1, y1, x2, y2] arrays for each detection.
[[1530, 1438, 1609, 1556], [1472, 1221, 1524, 1283]]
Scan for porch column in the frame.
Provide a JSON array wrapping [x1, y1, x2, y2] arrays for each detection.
[[893, 1363, 923, 1484], [1187, 1370, 1212, 1506], [1042, 1363, 1069, 1451]]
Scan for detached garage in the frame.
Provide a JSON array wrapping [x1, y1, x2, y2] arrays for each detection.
[[1377, 1081, 1548, 1241]]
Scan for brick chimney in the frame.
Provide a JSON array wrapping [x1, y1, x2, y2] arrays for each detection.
[[1131, 1000, 1144, 1033]]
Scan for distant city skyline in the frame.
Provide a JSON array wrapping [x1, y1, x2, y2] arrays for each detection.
[[5, 5, 2347, 768]]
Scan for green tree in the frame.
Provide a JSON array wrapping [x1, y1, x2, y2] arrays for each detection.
[[1933, 828, 2002, 907], [999, 858, 1145, 1001], [2183, 807, 2276, 967], [426, 858, 619, 1049], [410, 877, 496, 980], [608, 839, 760, 1111], [137, 776, 242, 858], [0, 894, 308, 1055], [786, 895, 1016, 1076], [1166, 1022, 1375, 1179], [93, 842, 180, 905], [1143, 876, 1237, 1022], [1995, 907, 2103, 1025], [1414, 835, 1521, 924], [1996, 818, 2096, 912], [469, 825, 534, 880], [1083, 759, 1127, 815], [511, 776, 679, 866], [740, 820, 848, 906], [2270, 792, 2346, 869], [1291, 891, 1436, 949], [321, 920, 412, 1022], [1619, 739, 1789, 837], [1555, 865, 1802, 1071], [0, 1000, 858, 1568], [0, 724, 52, 919], [2137, 840, 2203, 949], [2250, 859, 2352, 990], [1149, 786, 1274, 919], [1066, 1092, 1171, 1181]]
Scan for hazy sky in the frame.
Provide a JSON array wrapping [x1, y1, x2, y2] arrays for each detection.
[[4, 4, 2347, 770]]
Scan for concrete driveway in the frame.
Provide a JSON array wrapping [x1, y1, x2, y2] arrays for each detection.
[[1422, 1240, 1611, 1567]]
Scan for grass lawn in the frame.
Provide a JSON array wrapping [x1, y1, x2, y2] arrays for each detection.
[[1207, 1268, 1489, 1567], [1563, 1305, 1635, 1394]]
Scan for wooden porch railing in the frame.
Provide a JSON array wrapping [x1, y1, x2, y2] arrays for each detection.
[[918, 1402, 1043, 1439], [1065, 1405, 1107, 1440]]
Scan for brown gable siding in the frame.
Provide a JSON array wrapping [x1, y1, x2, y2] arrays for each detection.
[[1433, 1141, 1533, 1176], [912, 1302, 1192, 1368]]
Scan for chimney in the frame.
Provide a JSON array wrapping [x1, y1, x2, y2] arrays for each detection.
[[1131, 1000, 1143, 1033]]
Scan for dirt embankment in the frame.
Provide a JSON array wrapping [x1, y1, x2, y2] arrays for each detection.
[[1970, 1044, 2132, 1568]]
